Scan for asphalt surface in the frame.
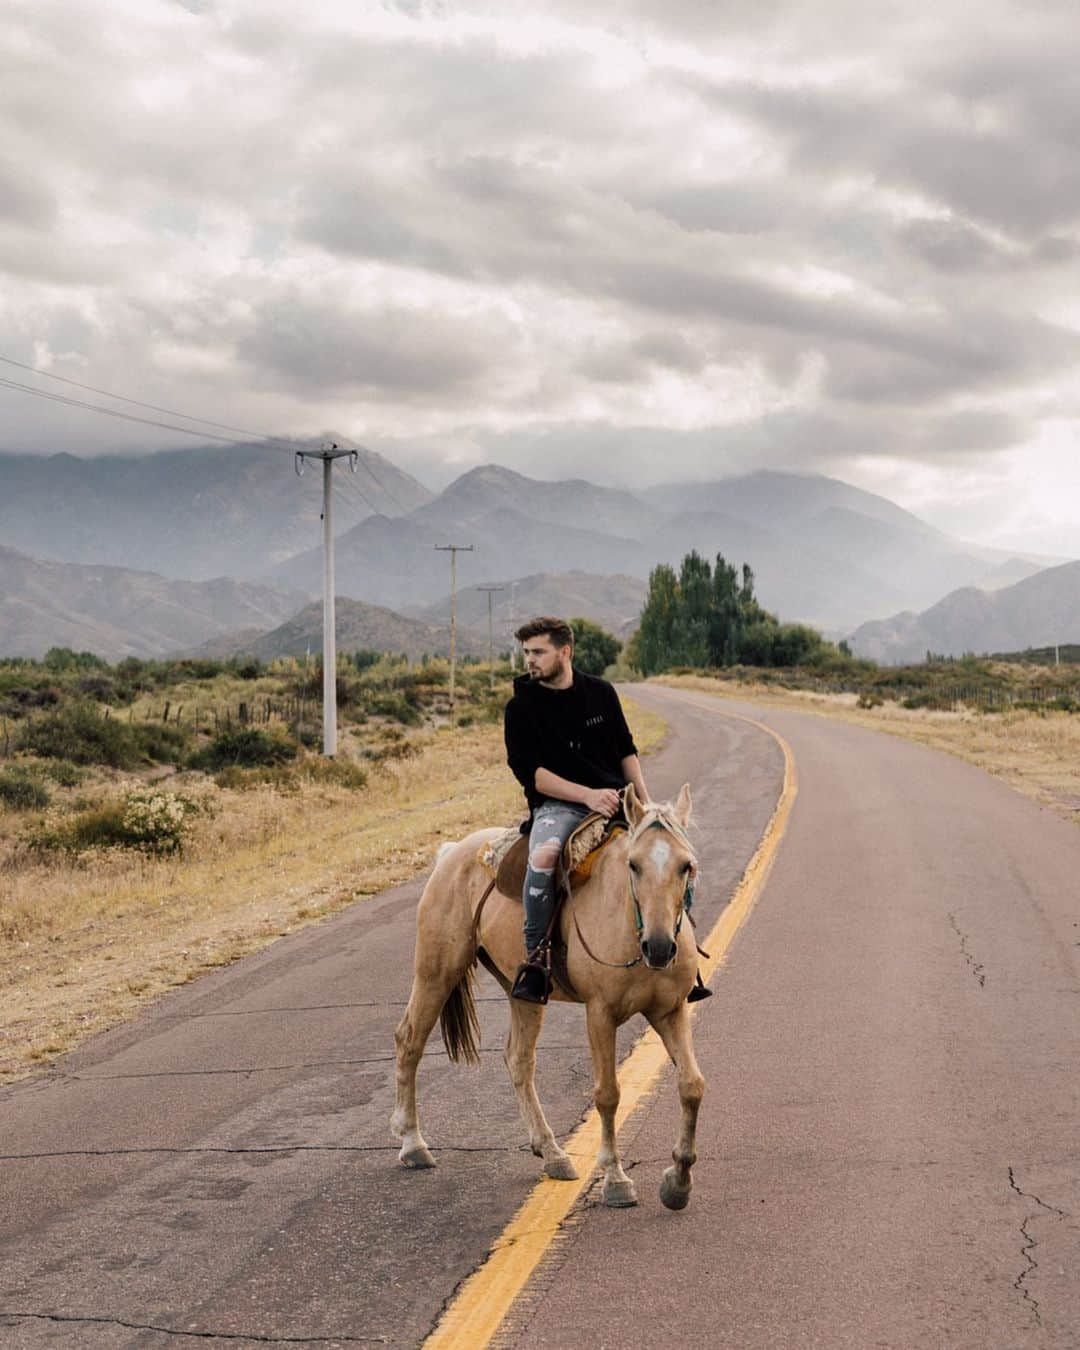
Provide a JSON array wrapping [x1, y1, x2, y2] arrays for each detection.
[[0, 687, 781, 1348], [497, 686, 1080, 1350]]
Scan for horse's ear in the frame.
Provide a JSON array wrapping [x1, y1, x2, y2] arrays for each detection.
[[623, 783, 645, 828], [674, 782, 692, 827]]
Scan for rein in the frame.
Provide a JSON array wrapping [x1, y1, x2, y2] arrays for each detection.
[[571, 810, 701, 971]]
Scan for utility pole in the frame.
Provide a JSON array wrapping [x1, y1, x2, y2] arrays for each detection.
[[294, 443, 358, 756], [477, 585, 505, 691], [435, 543, 474, 719], [509, 579, 520, 670]]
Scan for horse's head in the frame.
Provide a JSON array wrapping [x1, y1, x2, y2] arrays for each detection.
[[623, 782, 696, 970]]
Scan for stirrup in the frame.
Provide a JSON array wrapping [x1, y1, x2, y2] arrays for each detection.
[[686, 973, 713, 1003], [510, 960, 552, 1004]]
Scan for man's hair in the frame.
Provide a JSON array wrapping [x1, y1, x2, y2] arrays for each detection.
[[515, 616, 574, 650]]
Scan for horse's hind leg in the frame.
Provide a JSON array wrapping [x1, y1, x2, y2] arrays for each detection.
[[586, 1002, 637, 1207], [392, 976, 448, 1168], [646, 1002, 705, 1211], [505, 1000, 577, 1181]]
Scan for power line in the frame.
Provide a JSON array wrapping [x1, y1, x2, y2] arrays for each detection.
[[357, 452, 407, 515], [0, 353, 412, 516], [0, 352, 298, 444], [0, 375, 260, 446]]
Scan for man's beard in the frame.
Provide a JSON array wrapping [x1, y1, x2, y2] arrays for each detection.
[[531, 658, 567, 684]]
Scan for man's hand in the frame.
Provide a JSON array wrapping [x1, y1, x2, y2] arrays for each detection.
[[583, 786, 621, 817]]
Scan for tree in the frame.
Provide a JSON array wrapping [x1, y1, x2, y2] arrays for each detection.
[[569, 617, 622, 676], [636, 564, 679, 675]]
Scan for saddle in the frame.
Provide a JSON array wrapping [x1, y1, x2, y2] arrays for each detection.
[[474, 813, 627, 1001], [479, 812, 625, 900]]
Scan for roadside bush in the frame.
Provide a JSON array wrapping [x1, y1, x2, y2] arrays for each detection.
[[0, 768, 50, 810], [27, 789, 202, 856], [188, 727, 298, 771], [603, 661, 643, 683]]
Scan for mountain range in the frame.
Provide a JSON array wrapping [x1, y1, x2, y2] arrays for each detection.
[[1, 444, 1073, 662], [187, 597, 489, 664], [849, 561, 1080, 664], [0, 545, 307, 660]]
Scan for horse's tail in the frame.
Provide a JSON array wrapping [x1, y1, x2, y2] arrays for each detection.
[[439, 961, 481, 1066]]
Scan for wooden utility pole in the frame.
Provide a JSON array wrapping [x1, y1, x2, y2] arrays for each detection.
[[435, 543, 474, 718], [294, 443, 358, 755], [477, 585, 505, 691]]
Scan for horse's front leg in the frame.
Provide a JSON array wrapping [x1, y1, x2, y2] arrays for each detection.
[[505, 1000, 577, 1180], [647, 1001, 705, 1210], [586, 1002, 637, 1207]]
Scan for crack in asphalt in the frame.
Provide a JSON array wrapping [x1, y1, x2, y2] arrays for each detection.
[[51, 1042, 585, 1085], [947, 913, 986, 987], [1008, 1166, 1068, 1326], [0, 1144, 521, 1161], [0, 1309, 390, 1343], [54, 1044, 585, 1081], [148, 996, 507, 1021]]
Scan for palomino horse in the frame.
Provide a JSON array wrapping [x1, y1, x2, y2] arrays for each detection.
[[391, 783, 706, 1210]]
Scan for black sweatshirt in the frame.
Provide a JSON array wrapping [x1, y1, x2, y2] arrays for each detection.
[[504, 669, 638, 814]]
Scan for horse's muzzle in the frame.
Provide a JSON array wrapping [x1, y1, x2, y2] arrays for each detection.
[[641, 935, 677, 969]]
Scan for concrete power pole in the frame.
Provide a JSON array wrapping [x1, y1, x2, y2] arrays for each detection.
[[295, 443, 358, 756], [477, 585, 505, 691], [435, 543, 474, 719], [509, 579, 520, 670]]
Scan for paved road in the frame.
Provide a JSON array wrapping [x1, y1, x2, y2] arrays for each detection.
[[0, 687, 781, 1347], [497, 686, 1080, 1350]]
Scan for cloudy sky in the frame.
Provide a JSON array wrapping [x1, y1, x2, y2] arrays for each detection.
[[2, 0, 1079, 555]]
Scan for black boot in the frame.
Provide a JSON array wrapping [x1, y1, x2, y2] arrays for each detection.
[[511, 954, 552, 1004], [686, 972, 713, 1003]]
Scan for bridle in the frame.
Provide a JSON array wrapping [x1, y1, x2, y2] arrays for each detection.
[[571, 808, 699, 971]]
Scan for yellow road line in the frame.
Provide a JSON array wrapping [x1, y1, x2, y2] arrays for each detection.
[[424, 709, 798, 1350]]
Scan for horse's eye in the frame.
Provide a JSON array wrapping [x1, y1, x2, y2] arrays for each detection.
[[628, 860, 640, 875], [680, 862, 692, 874]]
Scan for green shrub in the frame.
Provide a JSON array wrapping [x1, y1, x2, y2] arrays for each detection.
[[0, 769, 50, 810], [41, 759, 84, 787], [28, 789, 200, 855], [189, 727, 298, 771], [132, 721, 192, 764], [21, 703, 142, 767], [367, 692, 422, 725]]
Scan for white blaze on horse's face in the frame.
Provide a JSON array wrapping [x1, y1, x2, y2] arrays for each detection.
[[627, 812, 696, 971]]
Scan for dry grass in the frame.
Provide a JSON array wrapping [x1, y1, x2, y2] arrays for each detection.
[[658, 674, 1080, 826], [0, 696, 666, 1083]]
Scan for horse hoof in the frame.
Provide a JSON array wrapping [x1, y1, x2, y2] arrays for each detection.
[[544, 1155, 578, 1181], [399, 1144, 437, 1169], [602, 1178, 638, 1208], [659, 1166, 691, 1211]]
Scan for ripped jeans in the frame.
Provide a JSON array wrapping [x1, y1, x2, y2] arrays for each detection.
[[522, 798, 591, 956]]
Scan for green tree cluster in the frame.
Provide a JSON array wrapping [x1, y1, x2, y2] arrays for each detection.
[[568, 617, 622, 676], [631, 551, 834, 674]]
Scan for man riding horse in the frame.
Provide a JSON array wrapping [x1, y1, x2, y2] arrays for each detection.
[[504, 615, 710, 1004]]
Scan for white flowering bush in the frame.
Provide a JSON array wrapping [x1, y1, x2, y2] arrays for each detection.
[[120, 790, 194, 855], [26, 787, 206, 857]]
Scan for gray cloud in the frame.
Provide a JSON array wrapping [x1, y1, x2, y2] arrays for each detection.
[[0, 0, 1077, 552]]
